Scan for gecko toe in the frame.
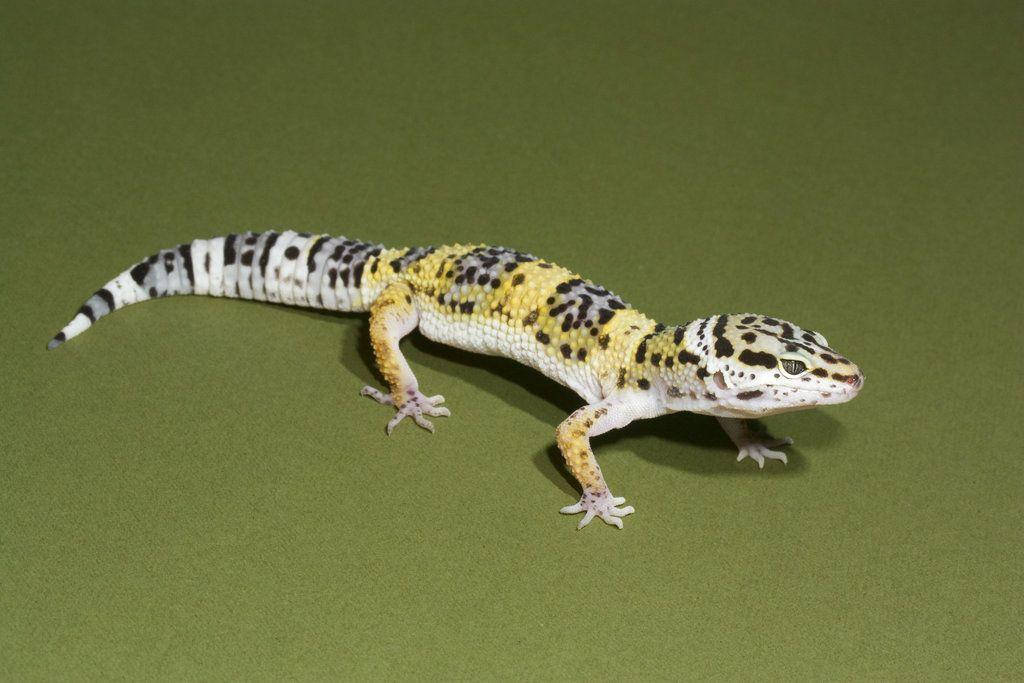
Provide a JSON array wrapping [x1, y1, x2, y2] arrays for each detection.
[[360, 386, 393, 405]]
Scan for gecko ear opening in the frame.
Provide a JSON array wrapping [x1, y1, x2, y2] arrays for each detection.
[[713, 371, 729, 391]]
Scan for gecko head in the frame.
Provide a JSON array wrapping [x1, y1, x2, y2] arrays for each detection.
[[700, 314, 863, 417]]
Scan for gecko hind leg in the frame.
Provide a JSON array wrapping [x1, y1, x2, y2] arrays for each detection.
[[360, 281, 450, 435]]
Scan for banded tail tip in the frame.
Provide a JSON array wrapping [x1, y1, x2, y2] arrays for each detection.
[[47, 332, 66, 350]]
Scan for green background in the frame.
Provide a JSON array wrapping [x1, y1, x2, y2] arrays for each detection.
[[2, 0, 1022, 677]]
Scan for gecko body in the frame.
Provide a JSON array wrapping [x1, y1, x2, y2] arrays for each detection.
[[49, 230, 864, 529]]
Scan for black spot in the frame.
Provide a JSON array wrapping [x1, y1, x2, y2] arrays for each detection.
[[328, 268, 338, 288], [130, 262, 150, 285], [697, 367, 710, 379], [820, 353, 838, 364], [737, 390, 763, 400], [665, 356, 674, 368], [390, 258, 403, 272], [477, 274, 489, 286], [597, 309, 615, 325], [555, 281, 572, 294], [352, 262, 365, 287], [762, 317, 780, 326], [812, 368, 829, 377], [504, 262, 518, 272], [53, 331, 66, 344], [741, 332, 757, 343], [674, 326, 685, 345], [654, 323, 665, 332], [741, 316, 757, 324], [241, 251, 254, 266], [78, 304, 95, 322], [259, 232, 279, 275], [577, 348, 587, 361], [738, 349, 777, 369], [459, 301, 474, 314], [598, 334, 610, 350], [223, 234, 237, 265], [651, 353, 661, 366], [204, 253, 210, 272], [148, 287, 157, 297], [178, 244, 194, 285], [712, 315, 734, 358], [538, 263, 552, 268], [561, 315, 574, 332], [608, 299, 626, 310], [637, 378, 650, 390], [536, 331, 550, 344], [780, 323, 794, 339], [697, 318, 709, 338], [370, 259, 378, 274], [616, 368, 626, 388], [560, 344, 572, 359], [490, 278, 501, 288], [678, 349, 701, 364], [635, 338, 649, 363], [339, 269, 350, 286], [245, 235, 258, 245], [96, 288, 115, 309], [165, 261, 174, 273]]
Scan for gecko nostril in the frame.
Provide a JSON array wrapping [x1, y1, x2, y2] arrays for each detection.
[[847, 374, 862, 388]]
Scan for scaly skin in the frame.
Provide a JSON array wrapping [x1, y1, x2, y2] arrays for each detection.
[[49, 231, 864, 529]]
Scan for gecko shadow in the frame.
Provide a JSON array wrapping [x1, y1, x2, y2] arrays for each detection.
[[278, 306, 844, 494]]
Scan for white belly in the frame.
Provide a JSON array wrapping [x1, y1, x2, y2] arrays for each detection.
[[417, 309, 602, 404]]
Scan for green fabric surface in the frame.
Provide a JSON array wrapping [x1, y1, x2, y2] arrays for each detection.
[[2, 0, 1022, 677]]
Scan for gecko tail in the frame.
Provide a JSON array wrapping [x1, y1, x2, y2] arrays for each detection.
[[47, 230, 388, 350], [46, 242, 201, 350]]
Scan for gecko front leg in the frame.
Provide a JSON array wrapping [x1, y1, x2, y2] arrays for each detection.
[[717, 417, 793, 468], [360, 281, 450, 434], [556, 393, 663, 529]]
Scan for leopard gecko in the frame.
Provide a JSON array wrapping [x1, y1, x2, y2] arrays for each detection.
[[48, 230, 864, 529]]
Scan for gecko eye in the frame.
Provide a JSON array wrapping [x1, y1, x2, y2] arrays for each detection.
[[780, 358, 807, 376]]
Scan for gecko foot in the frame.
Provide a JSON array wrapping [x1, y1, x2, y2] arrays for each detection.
[[360, 386, 450, 435], [736, 436, 793, 469], [559, 489, 635, 530]]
